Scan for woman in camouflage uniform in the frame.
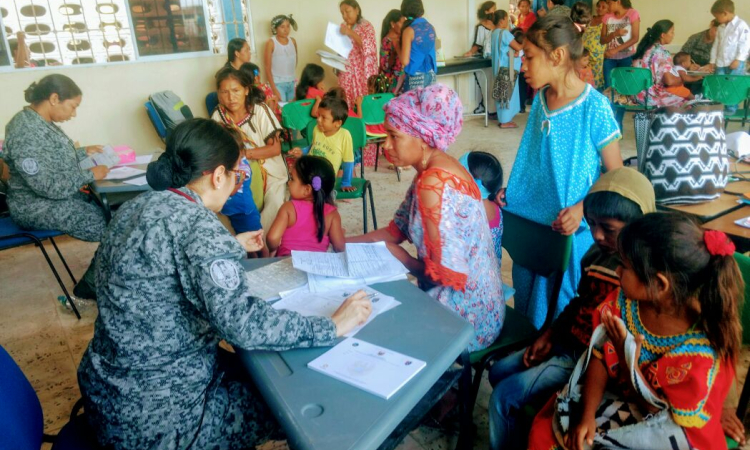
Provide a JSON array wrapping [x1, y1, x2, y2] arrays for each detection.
[[78, 119, 371, 450], [3, 74, 109, 299]]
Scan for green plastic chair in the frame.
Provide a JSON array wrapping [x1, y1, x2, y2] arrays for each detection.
[[281, 99, 316, 152], [362, 93, 400, 181], [467, 210, 573, 409], [702, 75, 750, 130], [305, 117, 377, 232], [609, 67, 654, 111], [361, 93, 394, 125]]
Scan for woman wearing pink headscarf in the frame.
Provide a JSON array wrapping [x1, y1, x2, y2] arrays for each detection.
[[347, 84, 505, 351]]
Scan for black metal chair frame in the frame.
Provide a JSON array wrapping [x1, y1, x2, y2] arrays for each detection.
[[0, 232, 81, 319]]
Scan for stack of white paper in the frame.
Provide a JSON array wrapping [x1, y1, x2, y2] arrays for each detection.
[[272, 285, 400, 337], [123, 176, 149, 186], [318, 22, 353, 72], [324, 22, 353, 58], [308, 337, 426, 399], [317, 50, 349, 72], [292, 242, 408, 278], [104, 167, 146, 181], [118, 154, 154, 166], [307, 271, 406, 294]]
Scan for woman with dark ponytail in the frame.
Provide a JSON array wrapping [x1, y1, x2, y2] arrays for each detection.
[[4, 74, 108, 300], [225, 38, 251, 70], [400, 0, 438, 91], [528, 212, 743, 450], [78, 118, 371, 450], [266, 155, 344, 256], [632, 20, 687, 108]]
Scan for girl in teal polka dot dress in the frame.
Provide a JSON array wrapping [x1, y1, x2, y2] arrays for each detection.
[[504, 15, 624, 329]]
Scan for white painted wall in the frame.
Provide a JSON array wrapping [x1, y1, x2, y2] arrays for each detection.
[[1, 0, 749, 152], [0, 0, 470, 152]]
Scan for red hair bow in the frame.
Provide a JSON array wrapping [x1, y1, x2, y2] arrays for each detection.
[[703, 230, 735, 257]]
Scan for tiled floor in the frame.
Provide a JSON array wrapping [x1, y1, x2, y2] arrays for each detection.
[[3, 114, 749, 449]]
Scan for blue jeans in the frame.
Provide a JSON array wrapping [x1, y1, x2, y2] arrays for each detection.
[[275, 80, 295, 102], [716, 63, 747, 114], [488, 346, 579, 450], [403, 71, 436, 92]]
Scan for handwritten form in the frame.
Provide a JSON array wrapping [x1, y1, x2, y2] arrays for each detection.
[[272, 286, 400, 337]]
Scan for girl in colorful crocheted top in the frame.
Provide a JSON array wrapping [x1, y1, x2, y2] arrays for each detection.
[[459, 151, 503, 264], [346, 84, 504, 352], [266, 156, 344, 257], [528, 212, 743, 450]]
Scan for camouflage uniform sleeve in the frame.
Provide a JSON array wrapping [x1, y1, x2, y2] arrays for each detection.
[[8, 136, 94, 199], [75, 147, 89, 161], [183, 217, 337, 350]]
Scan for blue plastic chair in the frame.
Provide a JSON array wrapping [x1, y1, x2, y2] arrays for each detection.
[[0, 345, 100, 449], [144, 101, 167, 142], [0, 217, 81, 319], [205, 92, 219, 116]]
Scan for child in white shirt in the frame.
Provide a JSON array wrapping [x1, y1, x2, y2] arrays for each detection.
[[709, 0, 750, 111]]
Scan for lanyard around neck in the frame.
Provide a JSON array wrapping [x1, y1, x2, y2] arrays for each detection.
[[168, 188, 196, 203]]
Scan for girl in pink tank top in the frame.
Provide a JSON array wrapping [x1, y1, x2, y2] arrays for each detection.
[[267, 156, 345, 256]]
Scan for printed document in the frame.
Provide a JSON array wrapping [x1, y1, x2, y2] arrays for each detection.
[[308, 338, 426, 399], [291, 242, 408, 279]]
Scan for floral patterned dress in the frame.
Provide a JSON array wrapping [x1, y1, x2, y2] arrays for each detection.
[[583, 22, 606, 89], [338, 19, 379, 110], [634, 44, 687, 108], [389, 167, 505, 351], [380, 35, 403, 92]]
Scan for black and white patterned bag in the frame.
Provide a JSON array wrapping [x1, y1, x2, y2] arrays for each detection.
[[640, 102, 729, 205]]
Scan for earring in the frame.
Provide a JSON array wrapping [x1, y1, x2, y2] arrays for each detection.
[[422, 147, 428, 170]]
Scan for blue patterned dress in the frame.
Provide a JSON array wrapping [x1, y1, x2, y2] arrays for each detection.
[[505, 84, 621, 329], [389, 168, 505, 351], [491, 29, 522, 124]]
